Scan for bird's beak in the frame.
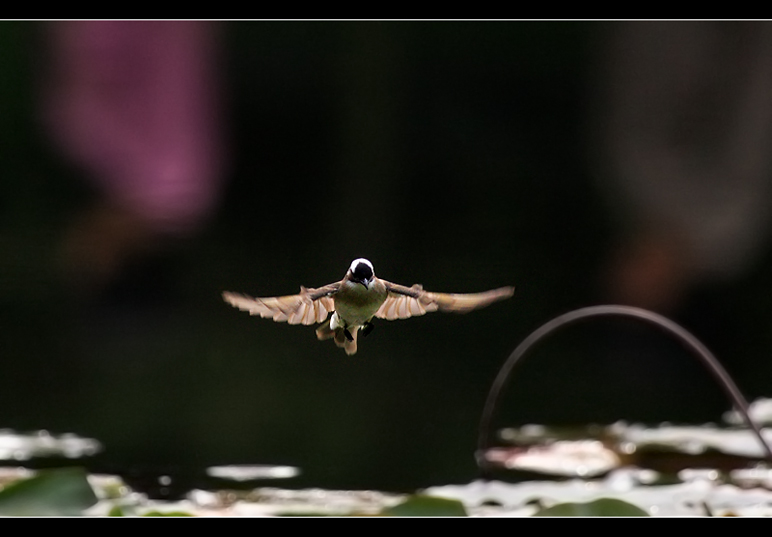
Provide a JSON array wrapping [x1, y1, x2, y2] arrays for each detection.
[[360, 278, 371, 289]]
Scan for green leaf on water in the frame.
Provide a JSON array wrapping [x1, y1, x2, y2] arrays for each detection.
[[142, 510, 194, 517], [0, 467, 98, 516], [108, 505, 126, 516], [533, 498, 649, 517], [383, 495, 468, 517]]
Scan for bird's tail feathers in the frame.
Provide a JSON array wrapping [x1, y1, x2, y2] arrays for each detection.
[[317, 320, 358, 354], [333, 327, 346, 347], [315, 319, 335, 340], [343, 327, 358, 355]]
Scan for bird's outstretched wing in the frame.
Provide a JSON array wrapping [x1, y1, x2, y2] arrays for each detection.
[[222, 283, 340, 325], [375, 281, 514, 321]]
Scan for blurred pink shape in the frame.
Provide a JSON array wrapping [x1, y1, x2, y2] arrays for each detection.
[[43, 21, 225, 236]]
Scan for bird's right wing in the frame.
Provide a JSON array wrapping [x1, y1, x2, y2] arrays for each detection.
[[222, 283, 340, 325], [375, 281, 514, 321]]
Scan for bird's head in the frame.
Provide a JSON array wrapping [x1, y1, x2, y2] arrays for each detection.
[[348, 258, 375, 289]]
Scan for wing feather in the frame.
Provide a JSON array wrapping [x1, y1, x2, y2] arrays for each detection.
[[222, 283, 339, 326], [375, 280, 514, 321], [410, 299, 426, 316], [288, 300, 308, 325]]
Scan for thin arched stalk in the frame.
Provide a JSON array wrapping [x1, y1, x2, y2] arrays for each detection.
[[476, 305, 772, 474]]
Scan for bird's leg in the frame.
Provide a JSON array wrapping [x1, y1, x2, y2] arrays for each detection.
[[361, 321, 375, 337]]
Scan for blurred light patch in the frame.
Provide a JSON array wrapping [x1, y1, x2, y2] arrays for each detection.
[[621, 423, 772, 458], [206, 464, 300, 481], [0, 429, 102, 460], [484, 440, 621, 477], [724, 398, 772, 426]]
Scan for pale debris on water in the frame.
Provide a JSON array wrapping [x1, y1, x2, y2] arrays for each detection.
[[424, 469, 772, 517], [206, 465, 300, 481], [724, 398, 772, 426], [29, 468, 772, 516], [730, 465, 772, 489], [0, 429, 102, 460], [484, 440, 621, 477], [187, 487, 405, 516], [87, 474, 134, 501], [620, 423, 772, 458], [0, 466, 35, 487]]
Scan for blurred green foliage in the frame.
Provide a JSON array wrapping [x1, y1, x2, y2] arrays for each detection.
[[383, 494, 468, 516], [534, 498, 649, 517], [0, 468, 97, 516]]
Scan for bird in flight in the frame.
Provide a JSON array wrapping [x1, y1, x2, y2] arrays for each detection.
[[223, 258, 514, 355]]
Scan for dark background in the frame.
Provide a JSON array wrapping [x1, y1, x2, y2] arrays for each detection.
[[1, 21, 771, 494]]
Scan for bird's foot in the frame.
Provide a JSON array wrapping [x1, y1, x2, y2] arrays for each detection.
[[361, 321, 375, 337]]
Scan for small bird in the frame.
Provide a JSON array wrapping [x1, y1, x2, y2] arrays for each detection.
[[223, 258, 514, 355]]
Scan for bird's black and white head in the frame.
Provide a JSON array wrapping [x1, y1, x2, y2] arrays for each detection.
[[347, 258, 375, 289]]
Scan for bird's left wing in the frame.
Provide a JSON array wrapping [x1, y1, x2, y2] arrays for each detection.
[[222, 283, 340, 325], [375, 281, 514, 321]]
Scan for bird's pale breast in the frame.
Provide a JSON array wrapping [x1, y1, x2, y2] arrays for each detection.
[[334, 281, 387, 326]]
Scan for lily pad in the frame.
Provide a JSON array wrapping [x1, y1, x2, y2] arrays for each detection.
[[383, 495, 468, 517], [533, 497, 649, 517], [0, 467, 98, 516]]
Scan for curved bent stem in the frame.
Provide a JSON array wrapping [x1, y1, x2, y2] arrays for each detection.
[[476, 305, 772, 475]]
